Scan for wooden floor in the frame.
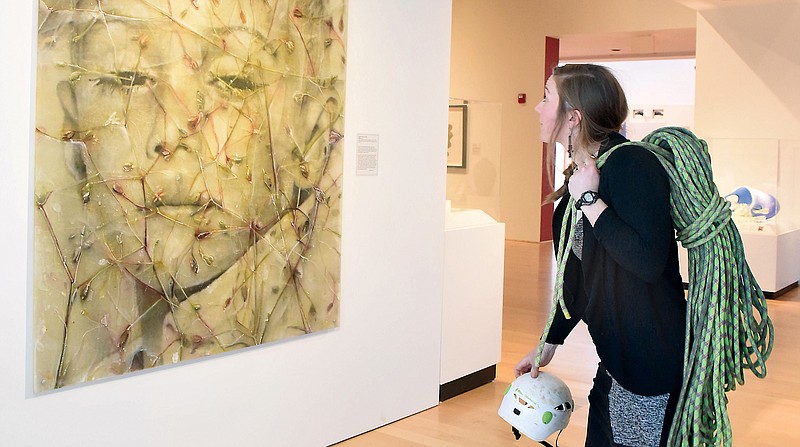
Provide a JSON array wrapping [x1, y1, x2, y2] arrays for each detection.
[[337, 240, 800, 446]]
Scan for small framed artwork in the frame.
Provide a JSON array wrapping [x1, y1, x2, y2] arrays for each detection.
[[447, 104, 468, 168]]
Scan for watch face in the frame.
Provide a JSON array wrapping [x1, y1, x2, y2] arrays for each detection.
[[576, 191, 598, 210]]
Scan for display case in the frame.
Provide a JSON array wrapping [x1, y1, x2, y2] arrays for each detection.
[[440, 201, 505, 400], [442, 98, 505, 398], [679, 137, 800, 295], [445, 100, 502, 221]]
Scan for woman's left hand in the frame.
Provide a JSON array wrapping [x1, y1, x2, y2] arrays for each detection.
[[568, 158, 601, 199]]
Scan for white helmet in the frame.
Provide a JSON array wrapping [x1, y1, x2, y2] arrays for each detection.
[[498, 371, 574, 442]]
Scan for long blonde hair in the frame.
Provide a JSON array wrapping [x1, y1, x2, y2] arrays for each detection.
[[544, 64, 628, 204]]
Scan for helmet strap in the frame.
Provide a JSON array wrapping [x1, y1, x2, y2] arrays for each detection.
[[537, 428, 564, 447], [510, 426, 565, 445]]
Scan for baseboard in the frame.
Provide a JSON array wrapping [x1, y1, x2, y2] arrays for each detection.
[[769, 281, 799, 298], [439, 365, 496, 402]]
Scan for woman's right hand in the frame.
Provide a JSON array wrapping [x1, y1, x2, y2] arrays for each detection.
[[514, 342, 558, 378]]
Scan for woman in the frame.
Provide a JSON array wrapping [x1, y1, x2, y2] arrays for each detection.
[[514, 64, 686, 447]]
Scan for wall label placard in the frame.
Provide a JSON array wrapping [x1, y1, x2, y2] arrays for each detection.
[[356, 133, 379, 176]]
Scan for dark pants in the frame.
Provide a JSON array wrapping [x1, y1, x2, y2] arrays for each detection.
[[585, 364, 680, 447]]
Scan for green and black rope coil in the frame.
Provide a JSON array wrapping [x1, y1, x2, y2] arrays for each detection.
[[537, 127, 774, 447]]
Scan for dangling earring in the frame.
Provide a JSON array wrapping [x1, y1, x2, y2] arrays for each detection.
[[567, 129, 574, 158]]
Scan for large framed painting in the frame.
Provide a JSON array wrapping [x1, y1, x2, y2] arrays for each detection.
[[33, 0, 346, 392]]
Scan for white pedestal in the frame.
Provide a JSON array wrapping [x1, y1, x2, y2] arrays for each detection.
[[440, 204, 505, 398], [679, 224, 800, 295]]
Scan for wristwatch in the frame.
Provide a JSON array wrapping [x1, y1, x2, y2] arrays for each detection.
[[575, 190, 600, 210]]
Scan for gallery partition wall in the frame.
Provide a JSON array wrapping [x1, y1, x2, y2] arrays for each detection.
[[1, 1, 452, 446]]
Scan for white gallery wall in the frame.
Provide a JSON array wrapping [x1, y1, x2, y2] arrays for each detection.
[[694, 2, 800, 225], [449, 0, 546, 241], [0, 1, 451, 446], [694, 2, 800, 141]]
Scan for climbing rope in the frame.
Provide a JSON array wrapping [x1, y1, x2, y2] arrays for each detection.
[[537, 127, 774, 446]]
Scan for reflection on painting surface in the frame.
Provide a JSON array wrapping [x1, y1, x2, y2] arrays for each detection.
[[34, 0, 346, 391]]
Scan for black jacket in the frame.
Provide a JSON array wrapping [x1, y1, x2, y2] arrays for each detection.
[[546, 132, 686, 396]]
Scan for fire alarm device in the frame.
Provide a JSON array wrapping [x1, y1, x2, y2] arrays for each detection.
[[518, 93, 526, 104]]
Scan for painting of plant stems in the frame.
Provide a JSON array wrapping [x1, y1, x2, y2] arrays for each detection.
[[33, 0, 346, 392]]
